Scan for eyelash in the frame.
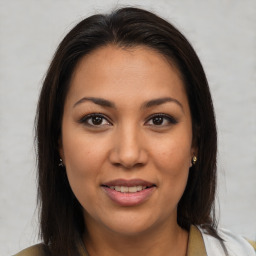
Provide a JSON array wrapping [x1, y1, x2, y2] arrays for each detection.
[[145, 113, 178, 126], [78, 113, 178, 127], [79, 113, 112, 127]]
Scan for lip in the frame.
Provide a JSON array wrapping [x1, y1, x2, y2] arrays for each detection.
[[103, 179, 155, 187], [101, 179, 156, 207]]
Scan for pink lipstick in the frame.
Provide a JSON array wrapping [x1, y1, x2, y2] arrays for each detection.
[[101, 179, 156, 207]]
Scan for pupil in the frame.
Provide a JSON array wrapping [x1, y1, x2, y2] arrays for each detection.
[[92, 116, 103, 125], [153, 116, 163, 125]]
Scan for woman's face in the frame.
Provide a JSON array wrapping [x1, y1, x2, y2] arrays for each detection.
[[60, 45, 195, 236]]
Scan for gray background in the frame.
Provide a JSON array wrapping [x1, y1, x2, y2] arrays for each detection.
[[0, 0, 255, 255]]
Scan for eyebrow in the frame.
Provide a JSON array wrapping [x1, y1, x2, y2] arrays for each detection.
[[142, 97, 184, 112], [73, 96, 183, 111], [73, 97, 116, 108]]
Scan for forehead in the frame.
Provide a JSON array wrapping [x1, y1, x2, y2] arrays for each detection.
[[73, 44, 183, 83], [67, 45, 188, 109]]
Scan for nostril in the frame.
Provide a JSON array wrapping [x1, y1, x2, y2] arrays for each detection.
[[112, 162, 144, 169]]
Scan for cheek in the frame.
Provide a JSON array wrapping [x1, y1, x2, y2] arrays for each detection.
[[62, 126, 106, 173], [150, 131, 192, 199], [152, 133, 192, 172], [61, 129, 107, 203]]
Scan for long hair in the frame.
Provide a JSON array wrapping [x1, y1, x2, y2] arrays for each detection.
[[36, 7, 219, 255]]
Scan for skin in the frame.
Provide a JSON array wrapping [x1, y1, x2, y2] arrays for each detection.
[[60, 45, 196, 256]]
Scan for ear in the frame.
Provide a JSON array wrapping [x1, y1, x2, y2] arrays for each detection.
[[58, 136, 65, 163], [191, 146, 198, 156], [191, 123, 200, 156]]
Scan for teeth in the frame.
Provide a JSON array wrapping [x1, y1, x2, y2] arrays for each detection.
[[128, 186, 137, 192], [109, 185, 149, 193], [115, 186, 121, 192], [121, 186, 129, 192]]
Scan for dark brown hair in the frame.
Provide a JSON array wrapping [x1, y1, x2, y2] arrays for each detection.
[[36, 7, 220, 255]]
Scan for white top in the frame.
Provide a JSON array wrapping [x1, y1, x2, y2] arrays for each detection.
[[199, 227, 255, 255]]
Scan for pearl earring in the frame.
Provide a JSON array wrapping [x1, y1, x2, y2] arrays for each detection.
[[59, 158, 64, 167], [192, 156, 197, 165]]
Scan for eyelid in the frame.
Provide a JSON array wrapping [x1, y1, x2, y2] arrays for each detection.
[[78, 113, 112, 126], [145, 113, 178, 126], [78, 112, 177, 127]]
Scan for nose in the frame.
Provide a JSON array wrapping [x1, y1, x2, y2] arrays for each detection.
[[109, 126, 148, 169]]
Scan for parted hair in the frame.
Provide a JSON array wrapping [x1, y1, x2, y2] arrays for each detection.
[[36, 7, 219, 255]]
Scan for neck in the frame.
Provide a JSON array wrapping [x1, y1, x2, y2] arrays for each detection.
[[83, 219, 188, 256]]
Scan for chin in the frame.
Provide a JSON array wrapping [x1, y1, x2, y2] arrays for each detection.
[[107, 222, 154, 237], [97, 210, 170, 237]]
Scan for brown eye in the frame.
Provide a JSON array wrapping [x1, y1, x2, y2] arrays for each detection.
[[91, 116, 104, 125], [152, 116, 164, 125], [79, 114, 111, 127], [145, 114, 178, 127]]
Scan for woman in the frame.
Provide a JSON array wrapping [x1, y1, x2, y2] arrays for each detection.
[[15, 7, 255, 256]]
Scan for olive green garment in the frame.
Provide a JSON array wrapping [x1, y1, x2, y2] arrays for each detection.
[[14, 225, 206, 256], [247, 240, 256, 251]]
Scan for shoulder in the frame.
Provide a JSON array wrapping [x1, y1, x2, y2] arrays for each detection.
[[13, 244, 50, 256], [198, 226, 255, 256]]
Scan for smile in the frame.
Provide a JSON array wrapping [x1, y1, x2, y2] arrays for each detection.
[[101, 179, 156, 206], [108, 185, 146, 193]]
